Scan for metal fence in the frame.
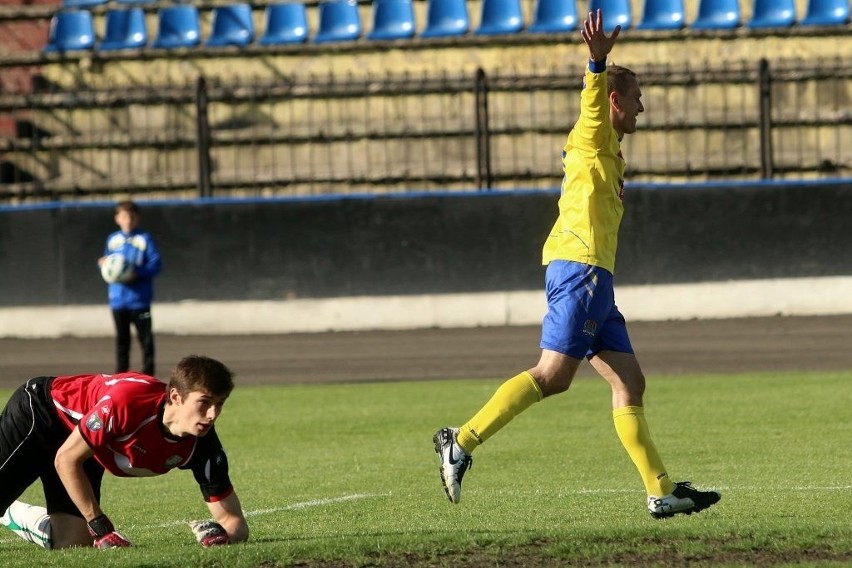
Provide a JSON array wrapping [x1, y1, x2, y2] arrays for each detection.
[[0, 56, 849, 203]]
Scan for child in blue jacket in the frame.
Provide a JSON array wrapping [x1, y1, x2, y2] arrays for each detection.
[[98, 200, 162, 376]]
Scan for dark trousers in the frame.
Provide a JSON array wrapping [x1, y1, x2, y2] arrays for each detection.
[[112, 307, 155, 376]]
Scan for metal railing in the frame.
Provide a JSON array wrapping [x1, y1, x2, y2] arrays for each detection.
[[0, 56, 849, 202]]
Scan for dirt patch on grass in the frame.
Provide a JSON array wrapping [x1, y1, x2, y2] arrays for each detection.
[[280, 542, 852, 567]]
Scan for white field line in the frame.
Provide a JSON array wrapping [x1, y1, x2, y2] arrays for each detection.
[[0, 493, 384, 544], [145, 492, 386, 530], [244, 492, 387, 517]]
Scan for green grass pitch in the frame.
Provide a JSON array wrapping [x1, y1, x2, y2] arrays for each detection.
[[1, 371, 851, 566]]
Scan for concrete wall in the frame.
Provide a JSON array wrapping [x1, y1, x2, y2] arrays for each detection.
[[1, 180, 850, 316], [1, 191, 552, 306], [2, 180, 851, 337]]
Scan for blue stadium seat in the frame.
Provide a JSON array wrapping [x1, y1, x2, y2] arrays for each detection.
[[692, 0, 741, 29], [97, 8, 148, 51], [152, 5, 201, 49], [206, 4, 255, 47], [44, 10, 95, 53], [476, 0, 524, 34], [420, 0, 470, 37], [314, 0, 362, 43], [747, 0, 796, 28], [116, 0, 156, 4], [801, 0, 850, 25], [528, 0, 578, 32], [61, 0, 107, 8], [588, 0, 632, 31], [368, 0, 416, 40], [259, 3, 309, 44], [637, 0, 685, 30]]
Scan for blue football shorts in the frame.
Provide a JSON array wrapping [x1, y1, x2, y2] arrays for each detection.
[[539, 260, 634, 359]]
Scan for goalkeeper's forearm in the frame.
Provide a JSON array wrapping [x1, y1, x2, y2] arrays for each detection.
[[54, 430, 104, 522]]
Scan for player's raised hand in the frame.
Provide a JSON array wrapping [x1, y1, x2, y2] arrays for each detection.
[[581, 9, 621, 62], [190, 519, 230, 547]]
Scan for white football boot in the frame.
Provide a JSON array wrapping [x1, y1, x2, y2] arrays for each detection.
[[648, 481, 721, 519], [433, 427, 472, 504]]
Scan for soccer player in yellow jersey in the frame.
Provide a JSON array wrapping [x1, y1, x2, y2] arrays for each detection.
[[433, 9, 721, 519]]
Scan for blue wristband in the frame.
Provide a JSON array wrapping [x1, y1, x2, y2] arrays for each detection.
[[589, 58, 607, 73]]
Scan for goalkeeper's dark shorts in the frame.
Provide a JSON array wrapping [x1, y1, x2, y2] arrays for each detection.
[[0, 376, 105, 518]]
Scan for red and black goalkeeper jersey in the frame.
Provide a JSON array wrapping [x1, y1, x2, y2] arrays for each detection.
[[50, 372, 233, 502]]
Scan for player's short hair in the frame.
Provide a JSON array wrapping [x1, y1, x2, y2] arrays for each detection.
[[114, 200, 140, 216], [607, 65, 638, 96], [168, 355, 234, 401]]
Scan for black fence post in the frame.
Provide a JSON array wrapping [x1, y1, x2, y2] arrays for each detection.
[[758, 58, 774, 180], [195, 76, 213, 198], [474, 68, 492, 190]]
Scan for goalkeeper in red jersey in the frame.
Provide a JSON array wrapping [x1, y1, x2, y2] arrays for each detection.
[[433, 10, 721, 519], [0, 355, 248, 549]]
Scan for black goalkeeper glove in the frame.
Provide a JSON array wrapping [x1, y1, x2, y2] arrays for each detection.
[[87, 514, 132, 549]]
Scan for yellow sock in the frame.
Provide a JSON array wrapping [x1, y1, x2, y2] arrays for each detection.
[[612, 406, 675, 497], [456, 371, 543, 454]]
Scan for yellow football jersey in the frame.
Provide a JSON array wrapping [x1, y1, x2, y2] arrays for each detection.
[[542, 66, 625, 274]]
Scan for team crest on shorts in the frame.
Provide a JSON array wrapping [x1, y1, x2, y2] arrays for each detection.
[[86, 413, 103, 431], [583, 319, 597, 338]]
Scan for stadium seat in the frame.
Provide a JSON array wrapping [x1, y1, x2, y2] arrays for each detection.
[[528, 0, 578, 32], [368, 0, 416, 40], [116, 0, 156, 4], [259, 3, 309, 44], [588, 0, 632, 31], [475, 0, 524, 34], [61, 0, 107, 8], [206, 4, 255, 47], [152, 5, 201, 49], [420, 0, 470, 37], [44, 10, 95, 53], [691, 0, 741, 29], [801, 0, 850, 25], [314, 0, 362, 43], [637, 0, 685, 30], [97, 8, 148, 51], [747, 0, 796, 28]]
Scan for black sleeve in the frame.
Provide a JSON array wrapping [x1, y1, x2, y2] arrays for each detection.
[[182, 427, 234, 502]]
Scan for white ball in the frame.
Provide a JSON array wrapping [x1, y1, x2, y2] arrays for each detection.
[[100, 253, 134, 284]]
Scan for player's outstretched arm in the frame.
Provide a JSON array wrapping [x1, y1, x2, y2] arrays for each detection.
[[581, 9, 621, 62]]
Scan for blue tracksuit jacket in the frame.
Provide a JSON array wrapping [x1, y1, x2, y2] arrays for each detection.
[[103, 229, 162, 310]]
